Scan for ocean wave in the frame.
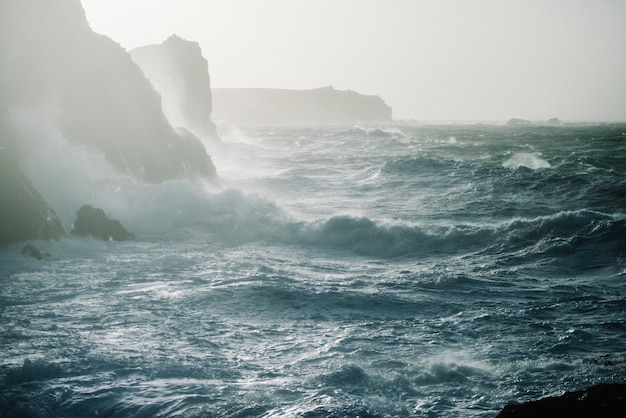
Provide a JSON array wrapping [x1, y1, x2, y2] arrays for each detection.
[[295, 210, 626, 259], [86, 179, 626, 260], [293, 216, 489, 258], [48, 167, 625, 261], [382, 156, 460, 174], [350, 125, 407, 138], [502, 152, 551, 170], [505, 209, 624, 245]]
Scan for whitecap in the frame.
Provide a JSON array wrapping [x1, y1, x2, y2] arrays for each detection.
[[502, 152, 551, 169]]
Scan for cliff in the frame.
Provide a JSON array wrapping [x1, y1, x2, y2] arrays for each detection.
[[211, 86, 393, 126], [0, 0, 215, 183], [131, 35, 219, 141], [0, 0, 220, 246], [0, 152, 64, 247]]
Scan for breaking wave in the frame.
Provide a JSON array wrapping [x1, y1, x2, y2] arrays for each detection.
[[102, 179, 625, 260], [3, 123, 626, 418]]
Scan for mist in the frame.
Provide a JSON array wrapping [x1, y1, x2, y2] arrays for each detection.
[[2, 1, 626, 417], [81, 0, 626, 122]]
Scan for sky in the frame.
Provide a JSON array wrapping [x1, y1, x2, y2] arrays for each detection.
[[80, 0, 626, 122]]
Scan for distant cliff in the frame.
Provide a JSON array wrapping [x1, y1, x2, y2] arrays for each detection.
[[212, 86, 393, 126], [131, 35, 219, 141], [0, 0, 215, 183]]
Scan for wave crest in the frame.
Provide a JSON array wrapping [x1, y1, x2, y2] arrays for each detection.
[[502, 152, 551, 170], [60, 175, 625, 261]]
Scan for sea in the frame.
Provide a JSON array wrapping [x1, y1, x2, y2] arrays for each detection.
[[1, 123, 625, 417]]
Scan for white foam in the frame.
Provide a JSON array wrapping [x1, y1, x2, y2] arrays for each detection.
[[502, 152, 551, 169]]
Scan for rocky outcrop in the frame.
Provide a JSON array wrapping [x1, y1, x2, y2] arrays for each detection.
[[71, 205, 134, 241], [506, 118, 532, 126], [0, 0, 216, 183], [0, 153, 65, 247], [21, 243, 51, 260], [211, 86, 393, 126], [131, 35, 219, 141], [497, 383, 626, 417]]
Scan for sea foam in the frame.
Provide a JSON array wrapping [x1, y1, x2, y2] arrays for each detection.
[[503, 152, 551, 169]]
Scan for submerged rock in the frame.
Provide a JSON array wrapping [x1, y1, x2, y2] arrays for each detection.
[[0, 153, 65, 247], [497, 383, 626, 417], [72, 205, 134, 241]]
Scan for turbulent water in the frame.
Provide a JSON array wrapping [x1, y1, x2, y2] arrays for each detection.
[[1, 123, 625, 417]]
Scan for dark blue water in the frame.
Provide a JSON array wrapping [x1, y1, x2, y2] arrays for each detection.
[[1, 123, 625, 417]]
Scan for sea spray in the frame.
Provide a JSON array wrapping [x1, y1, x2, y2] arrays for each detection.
[[8, 102, 119, 228], [2, 124, 625, 417]]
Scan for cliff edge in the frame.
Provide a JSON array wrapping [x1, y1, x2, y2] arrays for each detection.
[[131, 35, 219, 142]]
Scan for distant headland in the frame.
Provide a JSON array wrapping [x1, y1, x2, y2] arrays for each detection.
[[212, 86, 393, 126], [506, 117, 561, 126]]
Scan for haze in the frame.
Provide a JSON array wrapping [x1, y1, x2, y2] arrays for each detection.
[[81, 0, 626, 122]]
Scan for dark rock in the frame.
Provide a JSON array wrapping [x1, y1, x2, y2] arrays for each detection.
[[21, 243, 42, 260], [72, 205, 134, 241], [0, 153, 65, 247], [21, 243, 49, 260], [496, 383, 626, 417]]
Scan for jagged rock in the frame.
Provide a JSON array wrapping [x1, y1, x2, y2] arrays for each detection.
[[211, 86, 393, 126], [0, 153, 65, 247], [496, 383, 626, 417], [21, 243, 48, 260], [546, 117, 561, 126], [506, 118, 532, 126], [72, 205, 133, 241], [0, 0, 216, 183], [131, 35, 219, 141]]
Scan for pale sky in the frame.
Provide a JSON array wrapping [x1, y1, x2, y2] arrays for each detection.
[[80, 0, 626, 122]]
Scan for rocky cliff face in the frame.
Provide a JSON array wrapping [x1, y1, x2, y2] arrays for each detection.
[[131, 35, 219, 142], [0, 152, 64, 247], [0, 0, 220, 246], [0, 0, 216, 183], [211, 86, 393, 126]]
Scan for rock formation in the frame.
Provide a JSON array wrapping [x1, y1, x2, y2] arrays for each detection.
[[0, 0, 216, 183], [131, 35, 219, 141], [506, 118, 532, 126], [211, 86, 393, 126], [497, 383, 626, 417], [21, 243, 50, 260], [71, 205, 134, 241], [0, 153, 65, 247]]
